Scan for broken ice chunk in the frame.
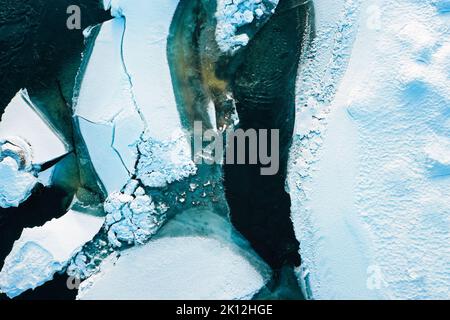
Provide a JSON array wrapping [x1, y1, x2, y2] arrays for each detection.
[[104, 189, 161, 248], [215, 0, 279, 53], [136, 130, 197, 188], [78, 209, 271, 300], [0, 90, 71, 207], [74, 19, 139, 125], [0, 210, 104, 298], [74, 18, 144, 194], [0, 89, 71, 208]]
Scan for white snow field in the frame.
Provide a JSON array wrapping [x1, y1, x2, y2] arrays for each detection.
[[0, 210, 104, 298], [77, 209, 271, 300], [289, 0, 450, 299]]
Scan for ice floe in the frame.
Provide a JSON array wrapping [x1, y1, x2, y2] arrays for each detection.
[[0, 90, 70, 207], [74, 18, 143, 194], [0, 210, 104, 298], [74, 0, 195, 195], [77, 208, 271, 300], [0, 90, 69, 165]]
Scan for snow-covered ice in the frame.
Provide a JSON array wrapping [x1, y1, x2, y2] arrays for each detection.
[[0, 210, 104, 298], [289, 0, 450, 299], [136, 131, 197, 188], [77, 208, 271, 300]]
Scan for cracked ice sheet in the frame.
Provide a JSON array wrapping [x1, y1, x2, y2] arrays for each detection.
[[76, 0, 195, 194], [289, 0, 450, 299], [74, 18, 144, 194], [77, 209, 271, 300], [0, 210, 104, 298]]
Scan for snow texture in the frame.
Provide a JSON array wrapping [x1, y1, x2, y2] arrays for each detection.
[[77, 208, 271, 300], [0, 210, 104, 298], [289, 0, 450, 299]]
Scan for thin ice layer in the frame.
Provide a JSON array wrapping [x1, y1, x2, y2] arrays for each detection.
[[0, 210, 104, 298]]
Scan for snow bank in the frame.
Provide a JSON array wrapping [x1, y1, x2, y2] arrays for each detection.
[[289, 0, 450, 299], [78, 209, 271, 300], [0, 210, 104, 298]]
